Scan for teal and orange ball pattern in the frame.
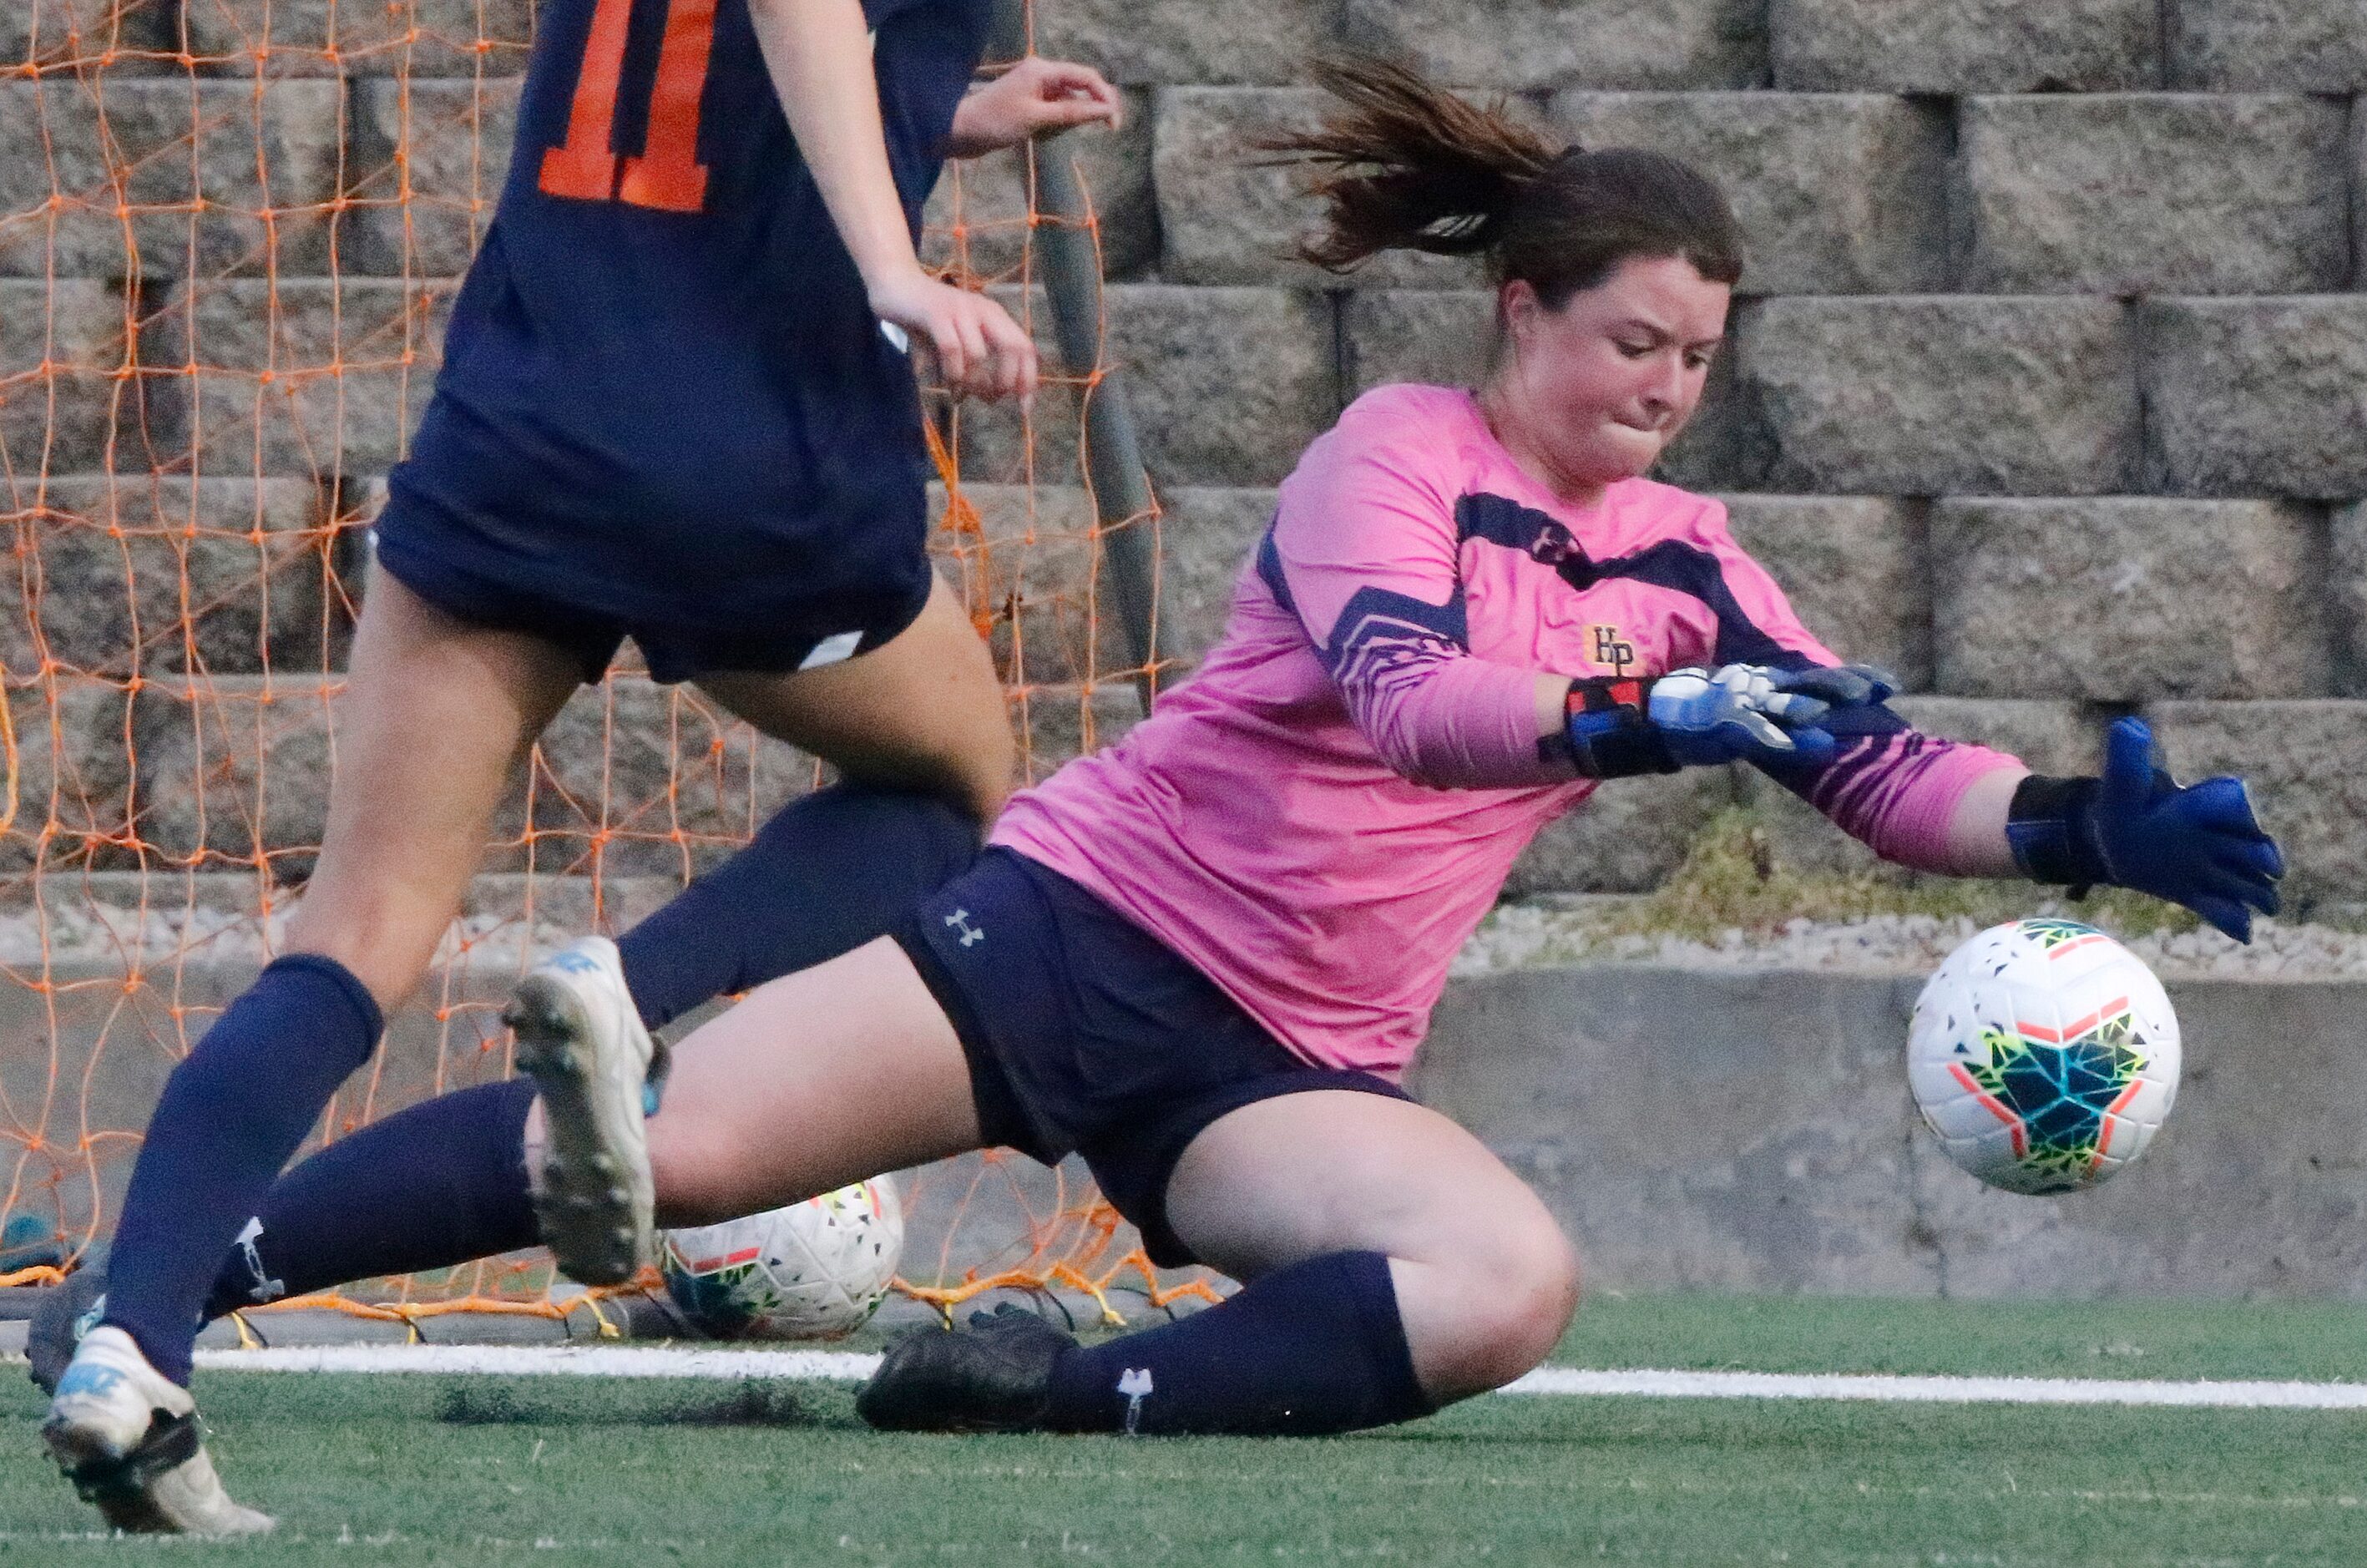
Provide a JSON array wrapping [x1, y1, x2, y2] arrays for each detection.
[[660, 1176, 903, 1339], [1908, 919, 2181, 1196]]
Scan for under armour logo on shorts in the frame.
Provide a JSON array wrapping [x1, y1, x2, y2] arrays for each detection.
[[944, 909, 984, 948]]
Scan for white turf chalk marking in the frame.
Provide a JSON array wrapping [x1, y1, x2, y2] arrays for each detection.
[[179, 1344, 2367, 1410], [192, 1344, 884, 1381], [1499, 1368, 2367, 1410]]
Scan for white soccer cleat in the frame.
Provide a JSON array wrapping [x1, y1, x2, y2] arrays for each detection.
[[42, 1326, 274, 1536], [505, 935, 665, 1286]]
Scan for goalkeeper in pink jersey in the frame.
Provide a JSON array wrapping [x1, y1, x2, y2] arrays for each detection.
[[37, 58, 2279, 1447]]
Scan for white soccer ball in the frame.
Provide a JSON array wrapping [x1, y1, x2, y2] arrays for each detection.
[[659, 1176, 903, 1340], [1907, 918, 2180, 1196]]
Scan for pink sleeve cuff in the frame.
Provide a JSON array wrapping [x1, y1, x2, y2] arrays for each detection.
[[1838, 740, 2023, 873]]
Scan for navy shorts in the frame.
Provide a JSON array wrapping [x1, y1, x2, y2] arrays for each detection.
[[893, 847, 1409, 1268], [371, 518, 932, 688]]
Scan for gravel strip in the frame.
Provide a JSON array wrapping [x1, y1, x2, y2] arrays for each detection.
[[3, 893, 2359, 983]]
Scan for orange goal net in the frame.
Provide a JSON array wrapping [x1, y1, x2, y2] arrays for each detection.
[[0, 0, 1208, 1331]]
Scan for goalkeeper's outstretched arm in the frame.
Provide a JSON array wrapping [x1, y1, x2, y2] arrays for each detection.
[[1684, 520, 2281, 939], [1757, 699, 2282, 942]]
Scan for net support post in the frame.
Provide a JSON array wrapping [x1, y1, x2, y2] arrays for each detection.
[[1028, 133, 1163, 712]]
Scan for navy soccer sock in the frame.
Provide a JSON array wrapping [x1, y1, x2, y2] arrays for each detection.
[[618, 783, 980, 1029], [1042, 1251, 1432, 1436], [180, 785, 978, 1322], [100, 953, 383, 1384], [202, 1080, 537, 1320]]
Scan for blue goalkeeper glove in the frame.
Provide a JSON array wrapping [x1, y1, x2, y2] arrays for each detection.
[[1562, 662, 1894, 776], [2005, 717, 2284, 943]]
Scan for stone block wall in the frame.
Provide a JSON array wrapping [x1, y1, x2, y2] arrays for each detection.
[[3, 0, 2363, 908]]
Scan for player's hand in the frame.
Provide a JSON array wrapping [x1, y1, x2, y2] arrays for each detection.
[[869, 269, 1039, 402], [1645, 664, 1848, 768], [2078, 718, 2284, 943], [1770, 661, 1895, 711], [946, 58, 1122, 158]]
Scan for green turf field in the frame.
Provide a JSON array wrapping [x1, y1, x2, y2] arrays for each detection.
[[8, 1293, 2367, 1564]]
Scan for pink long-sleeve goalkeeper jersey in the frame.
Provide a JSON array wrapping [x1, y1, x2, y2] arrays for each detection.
[[993, 383, 2019, 1078]]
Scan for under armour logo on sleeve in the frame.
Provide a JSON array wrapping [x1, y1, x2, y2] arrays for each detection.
[[944, 909, 984, 948]]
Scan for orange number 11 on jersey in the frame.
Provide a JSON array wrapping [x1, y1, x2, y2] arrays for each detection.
[[539, 0, 717, 213]]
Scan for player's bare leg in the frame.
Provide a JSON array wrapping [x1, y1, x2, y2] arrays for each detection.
[[286, 573, 584, 1005], [858, 1090, 1579, 1434], [1164, 1092, 1582, 1403], [46, 576, 1006, 1338], [512, 574, 1011, 1281], [45, 572, 580, 1534], [644, 937, 984, 1214], [695, 573, 1017, 826], [518, 934, 983, 1282]]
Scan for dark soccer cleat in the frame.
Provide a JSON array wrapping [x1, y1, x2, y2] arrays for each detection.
[[856, 1303, 1079, 1433], [27, 1246, 109, 1397]]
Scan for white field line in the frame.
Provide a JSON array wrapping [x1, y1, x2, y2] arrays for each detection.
[[177, 1343, 2367, 1409], [192, 1344, 883, 1381], [1500, 1368, 2367, 1409]]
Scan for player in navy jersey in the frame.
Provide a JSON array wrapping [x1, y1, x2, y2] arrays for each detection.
[[38, 0, 1118, 1533], [382, 0, 1070, 664]]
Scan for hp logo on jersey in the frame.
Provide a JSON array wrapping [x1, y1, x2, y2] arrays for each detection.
[[1589, 624, 1636, 675]]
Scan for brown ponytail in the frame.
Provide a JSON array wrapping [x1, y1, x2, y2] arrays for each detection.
[[1261, 56, 1746, 306]]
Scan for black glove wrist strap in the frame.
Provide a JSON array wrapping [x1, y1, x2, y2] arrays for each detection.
[[1550, 677, 1681, 780], [2005, 773, 2106, 890]]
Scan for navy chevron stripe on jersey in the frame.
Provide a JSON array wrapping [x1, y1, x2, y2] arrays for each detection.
[[1257, 527, 1472, 675], [1324, 589, 1470, 715], [1253, 525, 1299, 619], [1753, 690, 1913, 776], [1257, 522, 1496, 770], [1454, 492, 1798, 668]]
